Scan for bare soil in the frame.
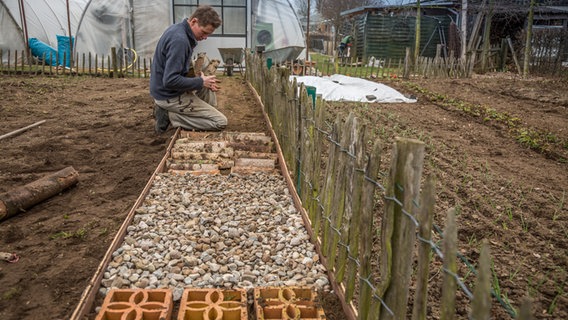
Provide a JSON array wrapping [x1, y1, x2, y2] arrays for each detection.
[[326, 73, 567, 319], [0, 74, 268, 319], [0, 71, 566, 320]]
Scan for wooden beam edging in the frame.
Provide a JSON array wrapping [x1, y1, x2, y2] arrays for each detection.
[[69, 128, 180, 320], [246, 81, 358, 320]]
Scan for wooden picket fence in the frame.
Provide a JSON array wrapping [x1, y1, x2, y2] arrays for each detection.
[[0, 46, 474, 80], [296, 46, 478, 79], [0, 48, 150, 78], [245, 52, 533, 319]]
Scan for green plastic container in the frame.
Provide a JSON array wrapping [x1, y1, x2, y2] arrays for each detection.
[[306, 86, 316, 108]]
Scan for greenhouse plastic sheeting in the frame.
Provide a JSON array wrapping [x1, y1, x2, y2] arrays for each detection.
[[1, 0, 170, 63], [2, 0, 304, 64], [292, 74, 417, 103], [75, 0, 169, 61], [253, 0, 304, 51], [1, 0, 87, 53]]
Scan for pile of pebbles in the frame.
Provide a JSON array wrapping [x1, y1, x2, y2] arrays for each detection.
[[100, 172, 330, 301]]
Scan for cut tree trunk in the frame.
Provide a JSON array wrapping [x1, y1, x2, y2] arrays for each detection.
[[0, 166, 79, 221]]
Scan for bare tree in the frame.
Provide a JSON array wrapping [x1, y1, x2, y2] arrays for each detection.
[[294, 0, 316, 23], [314, 0, 383, 31]]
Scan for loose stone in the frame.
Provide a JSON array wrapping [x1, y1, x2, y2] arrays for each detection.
[[100, 173, 329, 297]]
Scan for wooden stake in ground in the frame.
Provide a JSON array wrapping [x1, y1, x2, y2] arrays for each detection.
[[0, 120, 46, 141], [0, 166, 79, 222]]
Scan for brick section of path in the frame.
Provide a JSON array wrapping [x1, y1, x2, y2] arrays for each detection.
[[168, 131, 278, 175], [254, 287, 326, 320], [178, 288, 248, 320], [96, 287, 326, 319], [96, 288, 172, 320]]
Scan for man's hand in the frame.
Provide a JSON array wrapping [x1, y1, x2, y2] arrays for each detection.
[[201, 72, 220, 92]]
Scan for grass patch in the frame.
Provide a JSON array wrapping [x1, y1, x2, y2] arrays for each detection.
[[50, 227, 88, 240], [2, 287, 22, 300], [309, 53, 401, 78]]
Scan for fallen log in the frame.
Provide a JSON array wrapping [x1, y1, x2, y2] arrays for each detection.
[[0, 166, 79, 222]]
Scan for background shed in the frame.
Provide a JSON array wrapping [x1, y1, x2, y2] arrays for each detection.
[[340, 2, 459, 61]]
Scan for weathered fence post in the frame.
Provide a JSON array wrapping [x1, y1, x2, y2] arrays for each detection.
[[403, 48, 412, 79], [343, 123, 366, 302], [321, 117, 341, 250], [441, 207, 458, 320], [380, 137, 425, 319], [335, 116, 365, 283], [21, 50, 25, 73], [14, 50, 18, 74], [298, 84, 315, 219], [412, 176, 436, 320], [470, 239, 492, 320], [311, 96, 325, 236], [111, 47, 118, 78], [357, 139, 382, 320], [326, 113, 357, 270], [107, 55, 111, 77], [80, 53, 84, 75], [62, 52, 67, 74]]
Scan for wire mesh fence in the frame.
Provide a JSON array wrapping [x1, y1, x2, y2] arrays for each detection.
[[245, 51, 533, 319]]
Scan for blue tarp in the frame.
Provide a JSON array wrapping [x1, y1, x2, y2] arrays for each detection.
[[29, 38, 57, 66], [28, 35, 74, 67], [57, 35, 74, 67]]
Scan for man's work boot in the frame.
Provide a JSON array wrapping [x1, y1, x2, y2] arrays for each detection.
[[154, 105, 170, 134]]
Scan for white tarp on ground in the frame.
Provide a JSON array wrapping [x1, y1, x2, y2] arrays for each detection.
[[292, 74, 417, 103]]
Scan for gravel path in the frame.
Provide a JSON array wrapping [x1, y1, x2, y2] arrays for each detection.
[[100, 172, 330, 301]]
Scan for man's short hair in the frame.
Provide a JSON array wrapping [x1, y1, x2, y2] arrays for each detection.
[[190, 5, 222, 29]]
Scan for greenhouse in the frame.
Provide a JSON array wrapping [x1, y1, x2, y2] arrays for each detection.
[[0, 0, 305, 65]]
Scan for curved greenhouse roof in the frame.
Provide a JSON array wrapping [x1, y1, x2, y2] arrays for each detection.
[[2, 0, 87, 49], [1, 0, 168, 63], [1, 0, 304, 65]]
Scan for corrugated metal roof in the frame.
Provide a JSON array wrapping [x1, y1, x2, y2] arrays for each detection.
[[541, 6, 568, 13], [341, 1, 457, 17]]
